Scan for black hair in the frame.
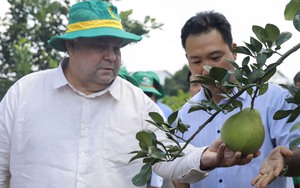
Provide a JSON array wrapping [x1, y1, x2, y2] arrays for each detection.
[[294, 71, 300, 85], [181, 10, 233, 49]]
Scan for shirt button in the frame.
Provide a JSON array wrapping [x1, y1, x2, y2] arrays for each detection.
[[78, 176, 85, 182], [219, 179, 223, 183], [217, 130, 220, 133]]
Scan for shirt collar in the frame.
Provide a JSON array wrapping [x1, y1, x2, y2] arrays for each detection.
[[53, 58, 69, 89], [107, 76, 122, 101]]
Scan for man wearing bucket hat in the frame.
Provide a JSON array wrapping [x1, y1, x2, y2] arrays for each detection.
[[132, 71, 166, 100], [0, 0, 258, 187]]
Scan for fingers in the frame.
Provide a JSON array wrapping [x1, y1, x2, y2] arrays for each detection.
[[280, 146, 293, 157], [224, 151, 245, 166], [216, 143, 226, 159], [237, 153, 254, 165], [251, 172, 277, 188], [253, 151, 261, 158]]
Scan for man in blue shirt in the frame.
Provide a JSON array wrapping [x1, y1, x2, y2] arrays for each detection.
[[177, 10, 300, 188]]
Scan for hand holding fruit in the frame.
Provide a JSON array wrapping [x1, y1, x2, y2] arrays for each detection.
[[200, 138, 261, 170]]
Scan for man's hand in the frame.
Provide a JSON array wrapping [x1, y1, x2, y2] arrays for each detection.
[[251, 146, 293, 188], [200, 138, 260, 170]]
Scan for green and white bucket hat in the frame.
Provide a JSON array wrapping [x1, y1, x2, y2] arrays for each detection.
[[48, 0, 142, 51]]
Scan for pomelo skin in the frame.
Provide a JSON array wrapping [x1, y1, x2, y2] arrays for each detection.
[[221, 107, 265, 155]]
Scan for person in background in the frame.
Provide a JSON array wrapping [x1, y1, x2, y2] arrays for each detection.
[[118, 66, 139, 87], [147, 71, 173, 119], [132, 71, 174, 188], [187, 70, 202, 98], [0, 1, 260, 187], [119, 69, 166, 188], [176, 10, 300, 188]]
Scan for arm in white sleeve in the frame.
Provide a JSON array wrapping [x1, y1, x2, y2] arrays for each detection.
[[144, 101, 211, 184], [153, 144, 211, 183], [0, 88, 15, 187], [150, 171, 163, 187]]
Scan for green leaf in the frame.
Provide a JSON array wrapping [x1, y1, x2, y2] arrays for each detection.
[[231, 100, 243, 110], [167, 110, 178, 125], [145, 120, 160, 128], [245, 41, 256, 53], [149, 112, 164, 123], [250, 37, 263, 53], [203, 87, 213, 100], [259, 83, 269, 95], [176, 119, 190, 133], [246, 87, 253, 96], [293, 11, 300, 32], [273, 110, 293, 120], [262, 65, 277, 83], [284, 0, 300, 20], [256, 53, 267, 68], [148, 146, 167, 159], [188, 105, 207, 113], [287, 106, 300, 123], [265, 24, 280, 44], [234, 69, 243, 84], [167, 145, 181, 152], [241, 56, 250, 68], [129, 150, 148, 163], [248, 69, 265, 83], [136, 130, 156, 150], [252, 25, 267, 44], [209, 100, 224, 112], [290, 121, 300, 133], [197, 75, 216, 87], [232, 46, 253, 56], [209, 67, 228, 83], [161, 122, 172, 130], [275, 32, 292, 46], [289, 136, 300, 150], [132, 163, 152, 187]]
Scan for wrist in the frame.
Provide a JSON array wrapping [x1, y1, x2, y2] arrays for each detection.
[[279, 162, 289, 176]]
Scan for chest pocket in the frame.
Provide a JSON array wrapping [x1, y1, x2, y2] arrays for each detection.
[[102, 122, 140, 166]]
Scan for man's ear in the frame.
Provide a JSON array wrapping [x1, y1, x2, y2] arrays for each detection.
[[65, 40, 75, 54], [65, 40, 75, 49], [231, 43, 237, 61]]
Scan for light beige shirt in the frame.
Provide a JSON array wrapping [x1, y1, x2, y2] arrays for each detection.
[[0, 59, 208, 188]]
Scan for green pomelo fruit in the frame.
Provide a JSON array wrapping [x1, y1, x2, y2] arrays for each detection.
[[221, 107, 265, 155]]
